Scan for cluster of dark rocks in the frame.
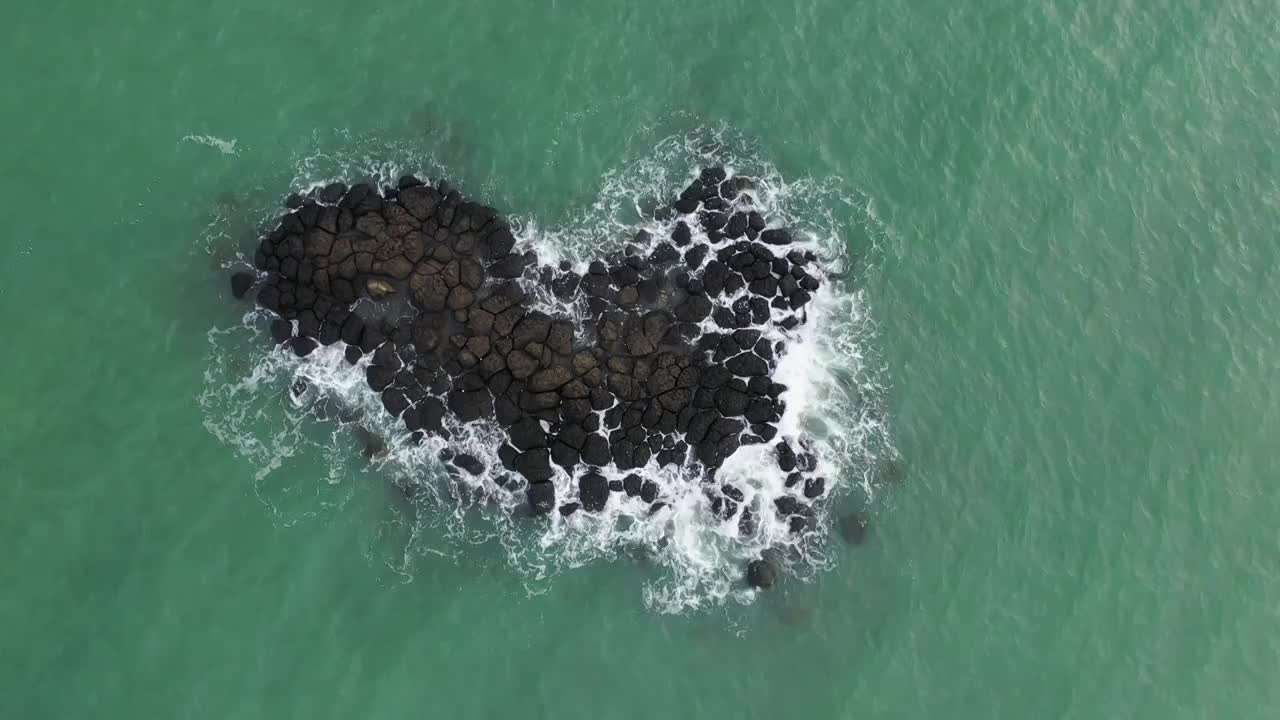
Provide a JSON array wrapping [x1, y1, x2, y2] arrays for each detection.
[[231, 167, 837, 590]]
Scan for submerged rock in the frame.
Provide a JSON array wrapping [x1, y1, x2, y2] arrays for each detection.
[[353, 425, 386, 460], [838, 512, 869, 545], [746, 559, 777, 590], [230, 271, 255, 299]]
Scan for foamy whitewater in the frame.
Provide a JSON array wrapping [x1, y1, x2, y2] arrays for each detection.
[[183, 133, 240, 156], [200, 129, 894, 612]]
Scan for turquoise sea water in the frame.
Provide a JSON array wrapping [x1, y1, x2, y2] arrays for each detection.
[[4, 1, 1280, 717]]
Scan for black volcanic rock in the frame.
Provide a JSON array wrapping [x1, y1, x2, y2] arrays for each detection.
[[230, 166, 839, 589], [578, 472, 610, 512], [514, 448, 553, 483], [527, 481, 555, 515]]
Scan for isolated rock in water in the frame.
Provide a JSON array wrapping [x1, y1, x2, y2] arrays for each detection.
[[232, 166, 845, 590], [746, 559, 777, 590], [453, 453, 485, 475], [803, 476, 826, 499]]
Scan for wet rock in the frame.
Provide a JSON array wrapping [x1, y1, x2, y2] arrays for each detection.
[[527, 481, 556, 515], [289, 336, 318, 357], [509, 416, 546, 450], [550, 440, 580, 469], [578, 472, 610, 512], [746, 559, 776, 590], [453, 453, 485, 475], [230, 272, 255, 299], [671, 221, 692, 246], [684, 244, 708, 269], [714, 386, 749, 416], [725, 213, 748, 239], [581, 434, 611, 466], [639, 479, 659, 503], [381, 387, 411, 417], [674, 194, 700, 214], [514, 448, 553, 483], [489, 253, 530, 278], [398, 174, 424, 190], [727, 353, 769, 377], [447, 388, 493, 421], [760, 228, 792, 245], [775, 442, 797, 472], [803, 476, 826, 499], [269, 318, 293, 344], [552, 272, 580, 299], [675, 294, 712, 322]]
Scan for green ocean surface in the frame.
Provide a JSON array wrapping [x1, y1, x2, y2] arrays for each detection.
[[3, 1, 1278, 717]]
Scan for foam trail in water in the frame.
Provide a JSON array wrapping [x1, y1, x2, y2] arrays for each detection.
[[183, 134, 240, 156]]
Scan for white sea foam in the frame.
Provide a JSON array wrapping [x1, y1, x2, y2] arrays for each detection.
[[200, 127, 893, 612], [183, 134, 240, 156]]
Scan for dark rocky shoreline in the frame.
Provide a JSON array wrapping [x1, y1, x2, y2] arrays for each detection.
[[232, 167, 832, 588]]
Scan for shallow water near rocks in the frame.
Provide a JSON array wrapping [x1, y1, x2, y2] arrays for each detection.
[[4, 1, 1280, 718]]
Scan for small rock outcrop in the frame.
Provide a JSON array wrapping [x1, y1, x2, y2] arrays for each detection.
[[236, 168, 836, 581]]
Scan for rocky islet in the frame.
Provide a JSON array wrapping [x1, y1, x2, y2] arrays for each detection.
[[236, 167, 836, 588]]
